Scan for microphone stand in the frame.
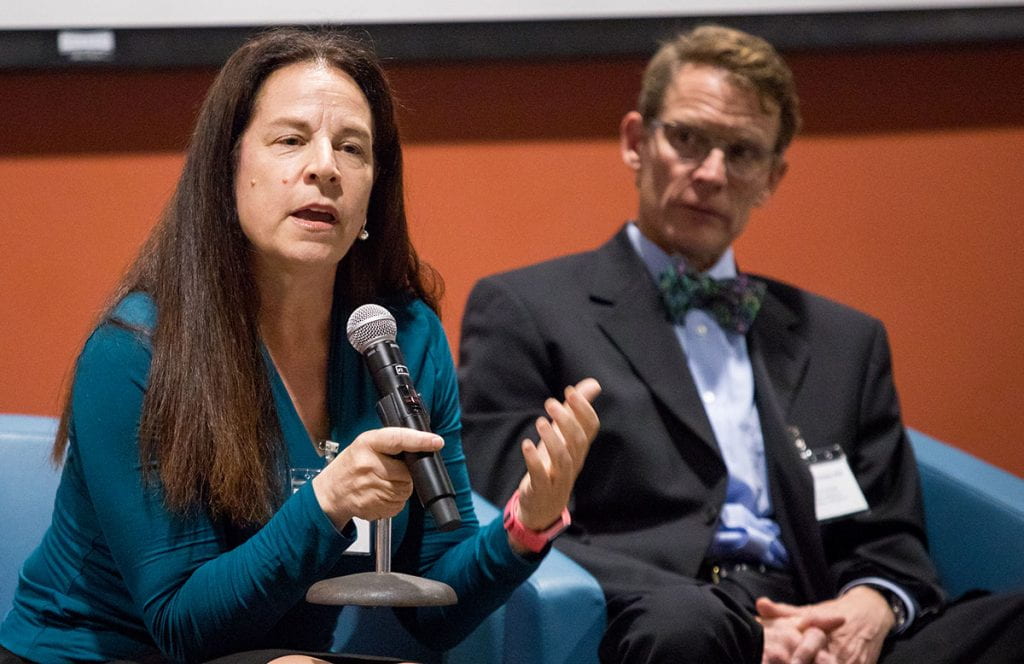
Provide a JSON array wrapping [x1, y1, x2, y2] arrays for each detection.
[[306, 514, 456, 607], [305, 439, 457, 607]]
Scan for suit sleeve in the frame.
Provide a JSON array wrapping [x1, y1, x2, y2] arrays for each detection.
[[824, 321, 945, 617], [458, 269, 732, 598], [458, 276, 564, 508]]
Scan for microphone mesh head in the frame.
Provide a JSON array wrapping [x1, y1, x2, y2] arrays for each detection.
[[347, 304, 397, 353]]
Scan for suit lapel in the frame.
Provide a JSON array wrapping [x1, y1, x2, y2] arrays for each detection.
[[748, 291, 832, 601], [589, 229, 719, 453], [747, 287, 808, 414]]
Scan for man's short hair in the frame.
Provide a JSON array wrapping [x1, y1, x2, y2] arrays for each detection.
[[638, 24, 802, 154]]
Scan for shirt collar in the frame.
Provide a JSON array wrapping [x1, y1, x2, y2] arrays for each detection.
[[625, 221, 738, 284]]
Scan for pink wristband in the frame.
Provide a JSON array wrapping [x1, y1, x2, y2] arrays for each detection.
[[502, 489, 571, 553]]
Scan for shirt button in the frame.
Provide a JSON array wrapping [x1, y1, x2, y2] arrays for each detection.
[[702, 391, 716, 404], [695, 324, 708, 336]]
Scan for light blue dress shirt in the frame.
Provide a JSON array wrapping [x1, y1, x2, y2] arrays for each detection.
[[626, 223, 789, 568]]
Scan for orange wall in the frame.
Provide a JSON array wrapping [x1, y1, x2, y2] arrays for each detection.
[[2, 42, 1022, 476]]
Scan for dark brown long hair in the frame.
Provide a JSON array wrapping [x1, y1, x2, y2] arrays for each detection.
[[54, 28, 442, 525]]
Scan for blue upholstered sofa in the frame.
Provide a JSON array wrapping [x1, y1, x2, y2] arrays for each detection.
[[907, 429, 1024, 598], [2, 414, 1023, 662]]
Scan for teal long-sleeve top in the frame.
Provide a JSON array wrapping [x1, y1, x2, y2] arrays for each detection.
[[0, 293, 539, 663]]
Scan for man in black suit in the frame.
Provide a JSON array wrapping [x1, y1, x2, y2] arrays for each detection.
[[458, 24, 1023, 664]]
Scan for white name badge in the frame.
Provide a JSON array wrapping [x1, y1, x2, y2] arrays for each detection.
[[807, 447, 869, 522], [347, 517, 372, 555]]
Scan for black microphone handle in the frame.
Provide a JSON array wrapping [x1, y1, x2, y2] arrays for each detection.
[[366, 341, 461, 532]]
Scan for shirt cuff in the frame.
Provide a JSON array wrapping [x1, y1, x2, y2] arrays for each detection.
[[839, 576, 917, 635]]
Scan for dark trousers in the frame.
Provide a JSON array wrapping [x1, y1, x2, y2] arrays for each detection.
[[598, 566, 1024, 664], [882, 590, 1024, 664]]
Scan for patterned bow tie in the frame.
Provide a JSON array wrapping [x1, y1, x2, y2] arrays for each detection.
[[658, 265, 766, 334]]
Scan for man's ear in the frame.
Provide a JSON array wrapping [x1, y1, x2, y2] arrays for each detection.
[[620, 111, 646, 172], [756, 157, 788, 206]]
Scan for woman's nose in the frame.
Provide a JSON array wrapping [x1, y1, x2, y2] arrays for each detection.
[[304, 139, 340, 185]]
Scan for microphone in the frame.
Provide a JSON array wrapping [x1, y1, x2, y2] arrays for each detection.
[[346, 304, 461, 532]]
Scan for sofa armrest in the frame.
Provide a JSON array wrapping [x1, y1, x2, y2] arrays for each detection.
[[0, 414, 62, 618], [909, 428, 1024, 597], [332, 492, 606, 664], [445, 493, 606, 664]]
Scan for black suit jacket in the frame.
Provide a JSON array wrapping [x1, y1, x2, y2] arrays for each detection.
[[459, 226, 944, 616]]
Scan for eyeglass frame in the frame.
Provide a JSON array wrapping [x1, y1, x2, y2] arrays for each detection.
[[645, 119, 779, 179]]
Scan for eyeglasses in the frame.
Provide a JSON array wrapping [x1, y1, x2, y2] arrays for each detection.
[[647, 119, 775, 179]]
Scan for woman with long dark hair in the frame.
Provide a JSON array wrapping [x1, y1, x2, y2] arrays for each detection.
[[0, 28, 599, 664]]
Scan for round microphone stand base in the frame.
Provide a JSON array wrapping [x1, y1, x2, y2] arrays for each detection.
[[306, 572, 457, 607]]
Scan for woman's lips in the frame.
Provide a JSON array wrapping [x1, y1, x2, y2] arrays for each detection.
[[292, 208, 336, 223]]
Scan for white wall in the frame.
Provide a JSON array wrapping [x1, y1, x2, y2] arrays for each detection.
[[4, 0, 1020, 30]]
